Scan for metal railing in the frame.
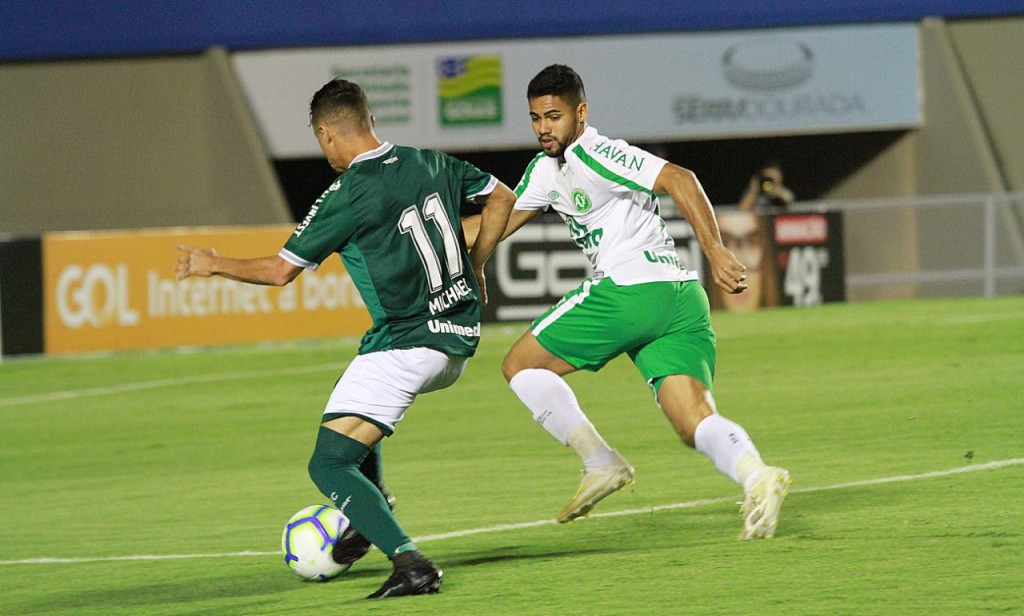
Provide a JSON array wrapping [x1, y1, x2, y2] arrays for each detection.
[[783, 192, 1024, 299]]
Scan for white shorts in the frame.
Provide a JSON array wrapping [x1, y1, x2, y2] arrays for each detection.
[[322, 347, 468, 435]]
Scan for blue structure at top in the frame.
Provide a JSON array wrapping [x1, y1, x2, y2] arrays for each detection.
[[2, 0, 1021, 62]]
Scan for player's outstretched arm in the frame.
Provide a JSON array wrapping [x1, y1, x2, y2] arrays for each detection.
[[654, 164, 748, 295], [462, 207, 542, 250], [175, 245, 303, 286], [469, 182, 516, 304]]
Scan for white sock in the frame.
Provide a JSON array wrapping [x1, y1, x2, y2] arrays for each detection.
[[567, 421, 616, 469], [508, 369, 614, 467], [693, 414, 764, 490]]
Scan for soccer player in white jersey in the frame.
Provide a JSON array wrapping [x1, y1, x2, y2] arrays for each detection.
[[476, 64, 790, 538]]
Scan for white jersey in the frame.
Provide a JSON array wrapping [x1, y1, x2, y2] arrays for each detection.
[[513, 126, 698, 286]]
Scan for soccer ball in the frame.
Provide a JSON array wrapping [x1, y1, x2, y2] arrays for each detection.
[[281, 504, 351, 581]]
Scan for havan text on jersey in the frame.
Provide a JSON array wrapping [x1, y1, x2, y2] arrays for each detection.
[[590, 140, 646, 171]]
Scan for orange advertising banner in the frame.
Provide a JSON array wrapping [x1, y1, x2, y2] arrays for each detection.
[[42, 226, 371, 354]]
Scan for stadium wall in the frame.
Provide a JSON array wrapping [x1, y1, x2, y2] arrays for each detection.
[[7, 19, 1023, 233], [820, 17, 1024, 300], [947, 17, 1024, 193], [0, 47, 290, 235]]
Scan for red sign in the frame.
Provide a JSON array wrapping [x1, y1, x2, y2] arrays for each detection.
[[774, 215, 828, 245]]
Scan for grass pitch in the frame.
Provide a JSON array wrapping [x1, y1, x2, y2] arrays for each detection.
[[1, 297, 1021, 615]]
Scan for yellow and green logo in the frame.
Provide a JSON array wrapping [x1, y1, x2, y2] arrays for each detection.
[[437, 55, 502, 126]]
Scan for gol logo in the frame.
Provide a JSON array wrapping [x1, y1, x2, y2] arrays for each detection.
[[55, 264, 140, 329]]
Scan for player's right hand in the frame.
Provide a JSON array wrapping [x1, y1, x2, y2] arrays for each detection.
[[175, 244, 218, 280], [709, 245, 748, 295]]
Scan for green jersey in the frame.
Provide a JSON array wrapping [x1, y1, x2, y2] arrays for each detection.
[[280, 142, 497, 356]]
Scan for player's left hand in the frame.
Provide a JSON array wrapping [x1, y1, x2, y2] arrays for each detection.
[[175, 244, 218, 280], [474, 266, 489, 305]]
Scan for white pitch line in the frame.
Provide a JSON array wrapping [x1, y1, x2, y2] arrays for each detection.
[[4, 551, 275, 565], [0, 327, 529, 409], [0, 362, 349, 408], [1, 457, 1020, 567], [418, 457, 1024, 541]]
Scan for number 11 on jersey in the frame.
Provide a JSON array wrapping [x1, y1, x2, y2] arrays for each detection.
[[398, 193, 463, 292]]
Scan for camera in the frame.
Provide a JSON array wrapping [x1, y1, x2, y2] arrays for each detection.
[[759, 175, 775, 193]]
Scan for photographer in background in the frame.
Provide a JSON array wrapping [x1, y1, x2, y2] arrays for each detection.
[[738, 160, 794, 212]]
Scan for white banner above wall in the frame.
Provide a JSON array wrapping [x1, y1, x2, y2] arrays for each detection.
[[232, 23, 920, 158]]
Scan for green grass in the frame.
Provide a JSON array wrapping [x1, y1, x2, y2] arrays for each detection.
[[1, 297, 1022, 615]]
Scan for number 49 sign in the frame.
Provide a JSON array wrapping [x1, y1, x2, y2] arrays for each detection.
[[772, 213, 845, 307]]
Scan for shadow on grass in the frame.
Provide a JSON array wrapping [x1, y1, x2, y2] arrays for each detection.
[[13, 547, 618, 613], [12, 560, 391, 614], [438, 544, 616, 567]]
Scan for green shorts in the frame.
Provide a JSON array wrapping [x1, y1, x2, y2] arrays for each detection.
[[531, 278, 716, 391]]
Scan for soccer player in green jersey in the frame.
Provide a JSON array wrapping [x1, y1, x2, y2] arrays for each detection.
[[176, 79, 515, 598], [470, 64, 790, 539]]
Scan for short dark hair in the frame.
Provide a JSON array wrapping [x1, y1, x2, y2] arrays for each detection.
[[309, 78, 372, 127], [527, 64, 586, 107]]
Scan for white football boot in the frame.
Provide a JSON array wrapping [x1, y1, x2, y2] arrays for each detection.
[[739, 466, 791, 540], [557, 451, 635, 523]]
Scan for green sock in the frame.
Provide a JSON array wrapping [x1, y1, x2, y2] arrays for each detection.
[[360, 442, 383, 488], [307, 427, 410, 556]]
